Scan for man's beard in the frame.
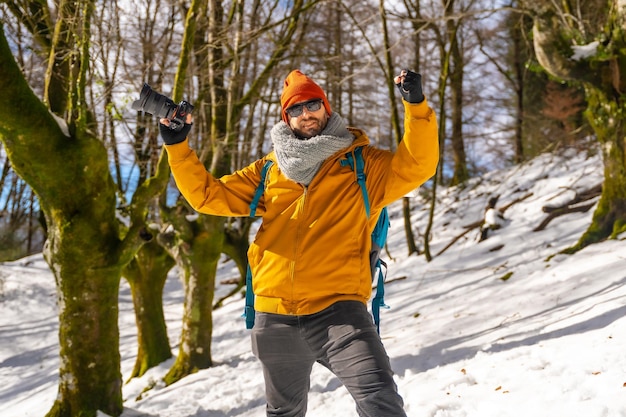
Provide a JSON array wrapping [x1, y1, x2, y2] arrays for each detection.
[[293, 115, 328, 139]]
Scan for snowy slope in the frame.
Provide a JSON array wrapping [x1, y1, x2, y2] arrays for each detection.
[[1, 147, 625, 417]]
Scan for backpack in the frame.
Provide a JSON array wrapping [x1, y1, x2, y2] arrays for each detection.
[[243, 146, 390, 333]]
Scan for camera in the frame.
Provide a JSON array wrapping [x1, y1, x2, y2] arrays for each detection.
[[131, 83, 194, 131]]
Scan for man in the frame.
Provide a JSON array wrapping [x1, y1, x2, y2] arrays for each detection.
[[160, 69, 438, 416]]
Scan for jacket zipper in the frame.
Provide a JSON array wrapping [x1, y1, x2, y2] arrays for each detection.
[[289, 185, 308, 314]]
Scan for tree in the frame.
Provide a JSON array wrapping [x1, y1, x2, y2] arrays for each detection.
[[476, 3, 530, 164], [123, 238, 175, 380], [0, 0, 170, 413], [530, 0, 626, 250], [379, 0, 423, 255], [118, 0, 182, 382], [399, 0, 433, 256], [443, 0, 469, 186], [1, 17, 128, 414]]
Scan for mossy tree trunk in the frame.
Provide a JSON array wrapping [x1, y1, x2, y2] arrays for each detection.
[[154, 0, 222, 386], [0, 21, 126, 415], [0, 9, 167, 414], [123, 238, 175, 380], [531, 1, 626, 251], [577, 88, 626, 247], [159, 212, 224, 385]]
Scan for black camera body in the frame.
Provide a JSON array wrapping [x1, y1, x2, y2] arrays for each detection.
[[131, 83, 193, 131]]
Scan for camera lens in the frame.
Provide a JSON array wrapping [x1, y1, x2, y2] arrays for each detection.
[[132, 84, 176, 119]]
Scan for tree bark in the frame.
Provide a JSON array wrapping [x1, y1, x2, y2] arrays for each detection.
[[531, 1, 626, 251], [123, 239, 174, 380], [1, 28, 125, 417], [1, 16, 166, 415], [445, 0, 469, 186], [159, 212, 223, 384]]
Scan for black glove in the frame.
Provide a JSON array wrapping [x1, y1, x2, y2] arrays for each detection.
[[395, 70, 424, 104], [159, 121, 192, 145]]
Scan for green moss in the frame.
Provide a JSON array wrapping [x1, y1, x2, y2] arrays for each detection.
[[499, 272, 514, 282], [611, 219, 626, 238], [124, 241, 174, 381]]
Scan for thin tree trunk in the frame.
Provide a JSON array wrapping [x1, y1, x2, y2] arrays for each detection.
[[445, 0, 468, 186], [512, 12, 525, 163], [379, 0, 420, 255], [424, 19, 452, 261]]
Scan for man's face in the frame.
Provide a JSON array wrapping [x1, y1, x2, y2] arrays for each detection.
[[286, 99, 329, 139]]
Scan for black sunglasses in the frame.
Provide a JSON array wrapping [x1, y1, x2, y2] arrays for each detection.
[[285, 99, 323, 118]]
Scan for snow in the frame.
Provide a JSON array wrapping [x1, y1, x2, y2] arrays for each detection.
[[1, 147, 626, 417], [571, 41, 599, 61], [49, 110, 70, 137]]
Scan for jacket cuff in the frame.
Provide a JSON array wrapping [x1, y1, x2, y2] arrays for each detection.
[[164, 138, 193, 162]]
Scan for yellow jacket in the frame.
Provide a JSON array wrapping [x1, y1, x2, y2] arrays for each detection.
[[165, 99, 439, 316]]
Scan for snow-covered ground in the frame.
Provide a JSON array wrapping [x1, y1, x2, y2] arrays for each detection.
[[1, 147, 625, 417]]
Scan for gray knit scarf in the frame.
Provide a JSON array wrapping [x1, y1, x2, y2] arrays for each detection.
[[271, 112, 354, 185]]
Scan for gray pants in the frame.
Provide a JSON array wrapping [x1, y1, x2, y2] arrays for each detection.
[[251, 301, 407, 417]]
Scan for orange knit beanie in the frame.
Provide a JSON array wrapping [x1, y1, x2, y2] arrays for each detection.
[[280, 70, 332, 123]]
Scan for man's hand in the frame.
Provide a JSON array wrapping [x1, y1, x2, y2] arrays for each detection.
[[394, 69, 424, 104], [159, 115, 192, 145]]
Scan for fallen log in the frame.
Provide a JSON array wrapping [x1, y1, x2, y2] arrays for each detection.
[[533, 202, 596, 231], [533, 183, 601, 231], [542, 183, 602, 213]]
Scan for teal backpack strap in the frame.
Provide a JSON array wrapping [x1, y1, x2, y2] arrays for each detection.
[[342, 146, 390, 334], [371, 207, 390, 334], [342, 147, 371, 217], [249, 160, 274, 217], [243, 159, 274, 329], [243, 266, 255, 329]]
